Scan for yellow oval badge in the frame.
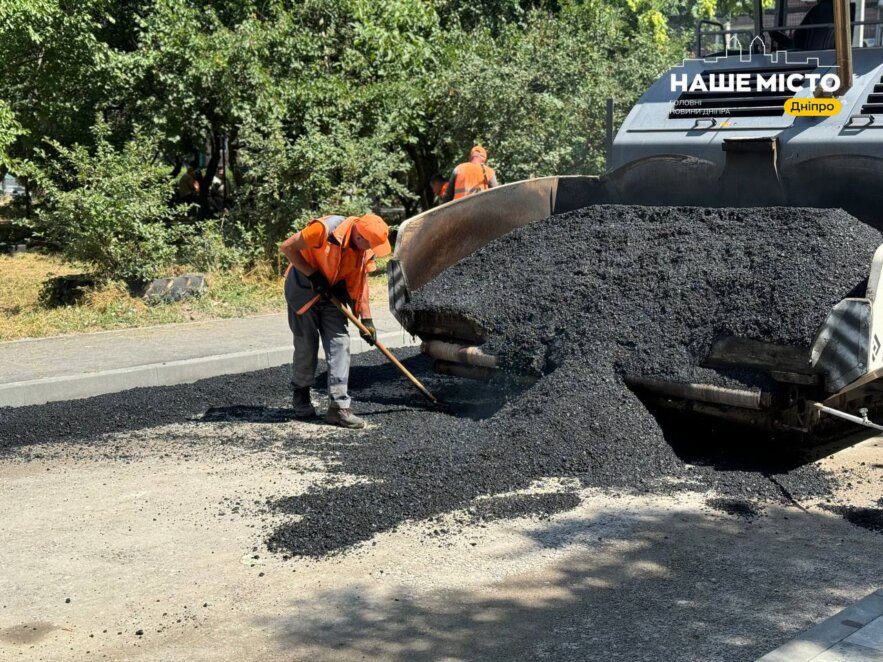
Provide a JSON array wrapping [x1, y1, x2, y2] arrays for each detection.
[[784, 98, 842, 116]]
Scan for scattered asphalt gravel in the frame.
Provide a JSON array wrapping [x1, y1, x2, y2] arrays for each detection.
[[833, 505, 883, 532], [705, 497, 762, 519], [2, 205, 880, 559], [0, 369, 295, 453], [824, 498, 883, 533], [469, 492, 583, 522]]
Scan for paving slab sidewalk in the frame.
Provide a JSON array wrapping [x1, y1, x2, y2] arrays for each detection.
[[0, 306, 417, 408]]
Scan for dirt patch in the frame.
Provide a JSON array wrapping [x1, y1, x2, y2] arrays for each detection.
[[0, 622, 58, 645]]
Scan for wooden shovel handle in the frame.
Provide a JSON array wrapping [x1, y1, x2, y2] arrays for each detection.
[[328, 296, 439, 404]]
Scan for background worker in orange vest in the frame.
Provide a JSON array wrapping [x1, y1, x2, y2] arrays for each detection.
[[279, 213, 391, 429], [441, 145, 499, 203]]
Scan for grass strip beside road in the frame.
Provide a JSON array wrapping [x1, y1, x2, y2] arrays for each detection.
[[0, 252, 389, 341]]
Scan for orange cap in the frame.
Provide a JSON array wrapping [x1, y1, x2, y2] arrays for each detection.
[[354, 213, 391, 257], [470, 145, 487, 159]]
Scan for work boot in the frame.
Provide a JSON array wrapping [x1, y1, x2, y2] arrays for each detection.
[[325, 406, 366, 429], [291, 387, 316, 419]]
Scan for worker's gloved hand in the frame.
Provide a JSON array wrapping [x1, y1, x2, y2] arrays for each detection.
[[329, 280, 351, 307], [307, 271, 330, 296], [359, 318, 377, 345]]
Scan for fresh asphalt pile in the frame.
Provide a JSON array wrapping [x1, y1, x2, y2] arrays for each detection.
[[266, 205, 882, 557]]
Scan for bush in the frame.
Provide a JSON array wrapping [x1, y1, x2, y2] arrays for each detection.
[[178, 215, 274, 273], [31, 122, 187, 283], [179, 220, 239, 272]]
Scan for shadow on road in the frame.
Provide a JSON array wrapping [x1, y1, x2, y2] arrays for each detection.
[[644, 406, 875, 475], [256, 506, 883, 662]]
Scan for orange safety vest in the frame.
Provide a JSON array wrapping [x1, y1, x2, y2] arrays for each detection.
[[452, 163, 495, 200], [282, 215, 375, 317]]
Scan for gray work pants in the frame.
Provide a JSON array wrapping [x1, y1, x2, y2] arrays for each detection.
[[284, 269, 352, 409]]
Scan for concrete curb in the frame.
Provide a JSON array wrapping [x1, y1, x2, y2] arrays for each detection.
[[0, 330, 412, 408], [757, 589, 883, 661]]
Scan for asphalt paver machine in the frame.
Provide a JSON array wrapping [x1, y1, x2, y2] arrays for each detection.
[[388, 0, 883, 435]]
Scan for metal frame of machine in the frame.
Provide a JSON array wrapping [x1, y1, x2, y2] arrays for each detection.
[[611, 0, 883, 227]]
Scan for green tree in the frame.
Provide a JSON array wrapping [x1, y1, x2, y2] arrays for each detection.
[[611, 0, 774, 44], [2, 0, 695, 269], [411, 1, 685, 195], [0, 100, 23, 167], [125, 0, 280, 217], [230, 0, 445, 240], [0, 1, 121, 175], [231, 0, 688, 233]]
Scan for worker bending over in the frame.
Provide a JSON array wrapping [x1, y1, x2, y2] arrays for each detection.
[[280, 213, 391, 429], [441, 145, 499, 203]]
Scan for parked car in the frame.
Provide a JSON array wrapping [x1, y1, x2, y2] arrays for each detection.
[[1, 174, 25, 196]]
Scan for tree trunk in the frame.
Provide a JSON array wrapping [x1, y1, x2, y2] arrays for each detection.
[[229, 141, 240, 187], [404, 143, 438, 212], [199, 131, 222, 218], [23, 178, 31, 218]]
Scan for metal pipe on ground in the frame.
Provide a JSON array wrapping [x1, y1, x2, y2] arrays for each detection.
[[433, 360, 497, 382], [625, 375, 771, 410], [421, 340, 498, 368], [639, 396, 781, 430], [433, 359, 538, 385]]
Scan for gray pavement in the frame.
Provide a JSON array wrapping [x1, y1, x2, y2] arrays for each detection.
[[0, 306, 416, 407], [758, 589, 883, 662]]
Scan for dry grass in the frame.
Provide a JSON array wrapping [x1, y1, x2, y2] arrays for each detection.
[[0, 252, 390, 341], [0, 253, 77, 312]]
